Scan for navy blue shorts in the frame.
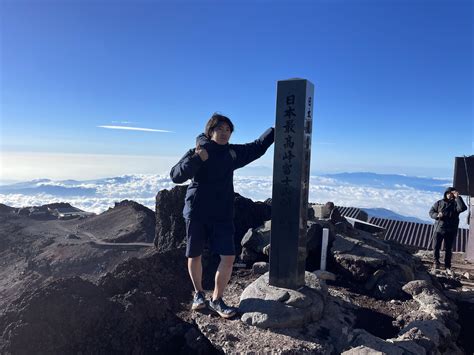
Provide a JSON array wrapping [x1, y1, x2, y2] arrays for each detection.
[[185, 219, 235, 258]]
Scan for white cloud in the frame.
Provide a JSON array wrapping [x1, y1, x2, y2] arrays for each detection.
[[98, 125, 173, 133], [0, 174, 174, 214], [1, 173, 468, 228]]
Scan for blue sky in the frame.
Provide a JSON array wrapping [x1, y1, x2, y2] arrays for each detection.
[[1, 0, 472, 181]]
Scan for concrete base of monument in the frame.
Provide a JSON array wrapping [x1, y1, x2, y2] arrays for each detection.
[[238, 271, 327, 329]]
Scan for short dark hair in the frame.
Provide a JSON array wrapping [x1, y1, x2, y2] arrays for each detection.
[[205, 113, 234, 138]]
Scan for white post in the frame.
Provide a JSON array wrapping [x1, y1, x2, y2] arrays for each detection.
[[466, 199, 474, 262], [320, 228, 329, 271]]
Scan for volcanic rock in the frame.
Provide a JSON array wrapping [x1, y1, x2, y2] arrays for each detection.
[[0, 277, 121, 354], [232, 193, 271, 254], [42, 202, 78, 210], [314, 270, 336, 281], [402, 280, 457, 322], [0, 248, 216, 354], [78, 200, 155, 243], [344, 330, 406, 354], [240, 219, 336, 271], [1, 196, 468, 354], [154, 185, 188, 251], [330, 228, 420, 300], [239, 272, 326, 329], [0, 203, 153, 311], [0, 203, 16, 214], [154, 186, 271, 255], [252, 261, 269, 274], [240, 220, 271, 264]]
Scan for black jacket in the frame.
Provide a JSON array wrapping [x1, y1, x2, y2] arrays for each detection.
[[170, 127, 274, 221], [429, 193, 467, 233]]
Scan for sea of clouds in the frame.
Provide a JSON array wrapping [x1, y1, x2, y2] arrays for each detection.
[[0, 172, 469, 228]]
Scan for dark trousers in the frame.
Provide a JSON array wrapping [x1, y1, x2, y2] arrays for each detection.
[[433, 230, 456, 268]]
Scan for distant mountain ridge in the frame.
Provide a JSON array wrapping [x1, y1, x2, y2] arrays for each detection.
[[323, 172, 451, 193], [0, 172, 458, 225], [361, 208, 427, 224], [0, 172, 452, 194]]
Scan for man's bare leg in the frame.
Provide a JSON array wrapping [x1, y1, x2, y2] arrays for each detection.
[[188, 256, 203, 292], [212, 255, 235, 300]]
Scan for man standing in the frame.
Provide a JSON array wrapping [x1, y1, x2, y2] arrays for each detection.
[[170, 113, 274, 318], [429, 187, 467, 275]]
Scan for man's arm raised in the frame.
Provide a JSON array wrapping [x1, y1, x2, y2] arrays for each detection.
[[231, 127, 275, 170], [170, 146, 208, 184]]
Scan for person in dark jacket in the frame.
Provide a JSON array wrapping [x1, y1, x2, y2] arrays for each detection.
[[170, 113, 274, 318], [429, 187, 467, 274]]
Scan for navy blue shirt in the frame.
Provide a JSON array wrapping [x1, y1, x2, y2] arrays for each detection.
[[170, 127, 274, 222]]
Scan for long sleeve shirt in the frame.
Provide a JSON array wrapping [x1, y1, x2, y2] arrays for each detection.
[[429, 196, 467, 232], [170, 127, 274, 221]]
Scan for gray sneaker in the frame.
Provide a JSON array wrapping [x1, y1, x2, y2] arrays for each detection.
[[191, 291, 206, 310], [446, 268, 454, 277], [208, 298, 237, 318]]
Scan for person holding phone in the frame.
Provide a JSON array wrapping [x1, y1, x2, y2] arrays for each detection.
[[429, 187, 467, 275]]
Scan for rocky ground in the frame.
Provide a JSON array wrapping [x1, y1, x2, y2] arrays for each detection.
[[0, 201, 154, 311], [191, 226, 469, 354], [1, 188, 473, 354]]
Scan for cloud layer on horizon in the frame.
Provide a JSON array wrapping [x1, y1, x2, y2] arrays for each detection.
[[0, 173, 468, 228]]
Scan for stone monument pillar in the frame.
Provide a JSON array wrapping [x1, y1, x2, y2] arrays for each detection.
[[269, 78, 314, 289]]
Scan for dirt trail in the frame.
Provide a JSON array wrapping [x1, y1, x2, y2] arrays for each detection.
[[79, 230, 153, 248]]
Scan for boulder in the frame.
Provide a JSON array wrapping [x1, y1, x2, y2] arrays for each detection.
[[252, 262, 269, 275], [154, 188, 271, 255], [239, 272, 326, 329], [330, 229, 421, 300], [397, 320, 459, 354], [331, 234, 388, 281], [396, 280, 462, 353], [233, 194, 271, 255], [313, 270, 336, 281], [240, 221, 271, 263], [391, 340, 427, 355], [345, 329, 426, 355], [154, 185, 188, 251], [402, 280, 456, 322], [311, 204, 327, 219], [240, 219, 336, 271], [370, 267, 409, 300]]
